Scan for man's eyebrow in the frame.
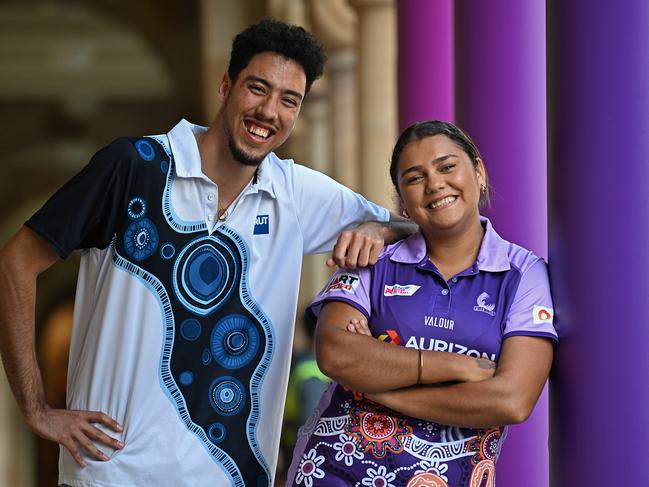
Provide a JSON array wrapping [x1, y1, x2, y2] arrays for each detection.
[[245, 75, 304, 102]]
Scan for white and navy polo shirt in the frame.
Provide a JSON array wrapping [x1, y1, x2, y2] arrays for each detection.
[[26, 119, 388, 487], [288, 218, 557, 487]]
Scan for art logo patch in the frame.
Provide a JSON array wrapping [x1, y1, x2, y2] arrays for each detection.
[[325, 273, 360, 293], [533, 305, 554, 324], [473, 292, 496, 316], [383, 284, 421, 297], [253, 215, 269, 235]]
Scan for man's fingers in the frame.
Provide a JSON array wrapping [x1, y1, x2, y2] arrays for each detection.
[[356, 241, 372, 268], [74, 429, 110, 462], [342, 236, 364, 269], [368, 243, 382, 266], [84, 410, 123, 432], [83, 422, 125, 450], [62, 438, 87, 468], [330, 231, 352, 267]]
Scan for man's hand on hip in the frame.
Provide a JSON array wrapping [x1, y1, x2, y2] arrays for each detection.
[[27, 406, 124, 467]]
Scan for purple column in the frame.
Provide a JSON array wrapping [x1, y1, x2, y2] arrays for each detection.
[[454, 2, 549, 486], [397, 0, 454, 129], [548, 2, 649, 484]]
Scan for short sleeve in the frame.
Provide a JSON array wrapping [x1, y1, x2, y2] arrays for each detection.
[[307, 266, 373, 321], [503, 259, 558, 342], [292, 164, 389, 255], [25, 138, 136, 259]]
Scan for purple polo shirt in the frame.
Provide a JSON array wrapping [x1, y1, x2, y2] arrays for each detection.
[[287, 218, 557, 487]]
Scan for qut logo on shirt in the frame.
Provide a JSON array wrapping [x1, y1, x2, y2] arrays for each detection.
[[253, 215, 269, 235], [325, 273, 360, 293]]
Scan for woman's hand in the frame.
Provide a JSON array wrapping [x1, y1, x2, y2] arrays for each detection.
[[345, 317, 372, 336], [465, 357, 497, 382]]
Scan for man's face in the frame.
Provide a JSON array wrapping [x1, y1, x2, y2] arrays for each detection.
[[219, 52, 307, 166]]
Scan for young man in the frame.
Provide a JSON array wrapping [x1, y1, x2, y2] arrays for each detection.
[[0, 18, 409, 487]]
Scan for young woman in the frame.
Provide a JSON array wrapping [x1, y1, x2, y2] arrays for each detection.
[[287, 121, 556, 487]]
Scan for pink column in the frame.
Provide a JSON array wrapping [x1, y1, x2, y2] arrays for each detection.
[[454, 1, 549, 486], [397, 0, 454, 129]]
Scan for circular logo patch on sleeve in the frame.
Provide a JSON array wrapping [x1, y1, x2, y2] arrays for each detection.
[[533, 305, 554, 324]]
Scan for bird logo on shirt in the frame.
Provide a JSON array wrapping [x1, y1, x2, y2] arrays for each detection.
[[473, 292, 496, 316]]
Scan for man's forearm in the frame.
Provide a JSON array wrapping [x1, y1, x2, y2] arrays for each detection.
[[0, 244, 48, 420]]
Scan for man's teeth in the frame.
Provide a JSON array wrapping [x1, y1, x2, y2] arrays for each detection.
[[430, 196, 456, 209], [248, 124, 269, 138]]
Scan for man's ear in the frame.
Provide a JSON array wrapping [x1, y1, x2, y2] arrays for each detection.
[[218, 72, 232, 102]]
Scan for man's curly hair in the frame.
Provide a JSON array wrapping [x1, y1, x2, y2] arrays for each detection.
[[228, 17, 327, 94]]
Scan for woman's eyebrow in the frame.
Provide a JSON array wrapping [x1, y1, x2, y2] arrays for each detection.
[[400, 154, 459, 177]]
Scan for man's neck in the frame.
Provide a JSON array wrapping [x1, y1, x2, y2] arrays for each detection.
[[196, 123, 259, 209]]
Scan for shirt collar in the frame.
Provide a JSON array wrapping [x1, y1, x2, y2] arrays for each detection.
[[167, 118, 276, 198], [389, 217, 511, 272], [475, 217, 510, 272], [167, 119, 206, 178]]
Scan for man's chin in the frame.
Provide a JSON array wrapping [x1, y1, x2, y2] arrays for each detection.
[[228, 138, 266, 167]]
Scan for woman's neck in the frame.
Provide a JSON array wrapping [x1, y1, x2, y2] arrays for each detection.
[[424, 218, 485, 281]]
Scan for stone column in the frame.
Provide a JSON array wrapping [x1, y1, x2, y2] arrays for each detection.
[[397, 0, 454, 128], [350, 0, 397, 211], [199, 0, 265, 122], [297, 83, 333, 338], [455, 2, 549, 486], [547, 1, 649, 484], [309, 0, 360, 191]]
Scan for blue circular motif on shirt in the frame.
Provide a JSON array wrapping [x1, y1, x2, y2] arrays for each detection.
[[180, 318, 202, 341], [135, 139, 155, 161], [211, 314, 260, 370], [160, 243, 176, 260], [160, 160, 169, 173], [209, 376, 246, 416], [207, 422, 226, 444], [202, 348, 212, 365], [124, 218, 159, 261], [173, 237, 239, 316], [179, 371, 194, 386], [127, 197, 146, 219]]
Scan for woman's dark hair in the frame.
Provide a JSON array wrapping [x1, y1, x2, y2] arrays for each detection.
[[389, 120, 490, 207], [228, 17, 327, 94]]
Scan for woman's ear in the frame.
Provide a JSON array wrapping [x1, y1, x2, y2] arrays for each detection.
[[476, 157, 487, 188]]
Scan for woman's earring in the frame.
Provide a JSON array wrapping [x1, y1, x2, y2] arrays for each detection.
[[480, 182, 487, 194], [402, 208, 410, 219]]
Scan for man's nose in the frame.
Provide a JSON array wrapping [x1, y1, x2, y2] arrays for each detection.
[[256, 95, 279, 121]]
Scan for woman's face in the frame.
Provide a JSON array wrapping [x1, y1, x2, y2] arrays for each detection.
[[396, 134, 485, 236]]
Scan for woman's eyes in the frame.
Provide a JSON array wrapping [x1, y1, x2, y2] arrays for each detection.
[[439, 163, 455, 173], [406, 175, 424, 184]]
